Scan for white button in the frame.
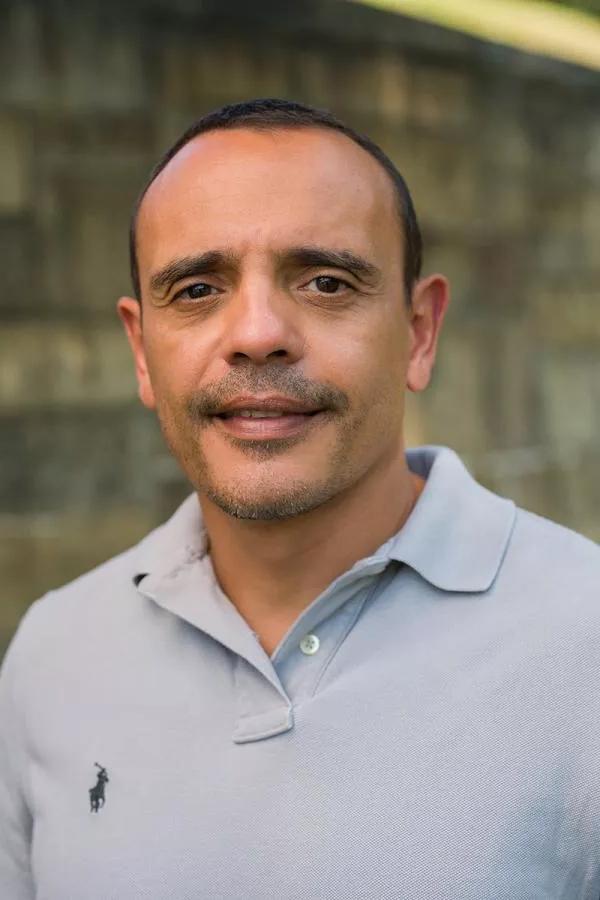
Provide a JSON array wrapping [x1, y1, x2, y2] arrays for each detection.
[[300, 634, 320, 655]]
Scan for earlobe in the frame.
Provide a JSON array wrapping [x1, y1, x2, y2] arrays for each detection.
[[406, 274, 450, 394], [116, 296, 156, 410]]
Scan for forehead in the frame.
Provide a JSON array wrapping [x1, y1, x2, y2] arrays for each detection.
[[137, 126, 401, 275]]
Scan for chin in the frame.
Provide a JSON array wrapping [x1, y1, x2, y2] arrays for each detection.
[[201, 476, 340, 522]]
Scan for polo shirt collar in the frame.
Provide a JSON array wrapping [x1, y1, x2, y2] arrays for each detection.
[[133, 492, 208, 584], [132, 444, 516, 595], [396, 445, 516, 592]]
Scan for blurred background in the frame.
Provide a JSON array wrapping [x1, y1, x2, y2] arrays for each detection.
[[1, 0, 599, 658]]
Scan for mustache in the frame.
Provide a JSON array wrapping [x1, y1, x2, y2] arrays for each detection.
[[184, 367, 349, 419]]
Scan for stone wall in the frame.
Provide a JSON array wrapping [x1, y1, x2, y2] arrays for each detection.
[[1, 0, 599, 655]]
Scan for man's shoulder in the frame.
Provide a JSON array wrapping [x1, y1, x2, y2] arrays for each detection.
[[512, 504, 599, 560], [508, 503, 599, 588], [4, 517, 170, 667]]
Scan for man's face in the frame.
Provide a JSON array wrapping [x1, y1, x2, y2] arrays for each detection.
[[119, 127, 445, 520]]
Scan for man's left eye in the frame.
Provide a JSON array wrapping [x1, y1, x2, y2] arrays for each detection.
[[175, 282, 219, 301], [308, 276, 349, 294]]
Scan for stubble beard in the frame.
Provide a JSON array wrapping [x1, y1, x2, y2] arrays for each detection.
[[157, 405, 366, 521]]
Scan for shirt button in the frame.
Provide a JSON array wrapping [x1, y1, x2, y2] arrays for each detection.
[[299, 634, 320, 655]]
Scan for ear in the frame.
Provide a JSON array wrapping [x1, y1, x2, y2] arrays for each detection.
[[406, 274, 450, 393], [116, 296, 156, 409]]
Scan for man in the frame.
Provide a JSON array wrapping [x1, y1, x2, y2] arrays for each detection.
[[1, 98, 599, 899]]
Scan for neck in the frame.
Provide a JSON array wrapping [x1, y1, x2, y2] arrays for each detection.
[[198, 447, 424, 654]]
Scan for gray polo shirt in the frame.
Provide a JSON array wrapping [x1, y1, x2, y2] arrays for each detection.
[[2, 445, 600, 899]]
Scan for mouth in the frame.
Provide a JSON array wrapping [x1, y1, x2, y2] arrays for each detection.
[[211, 409, 327, 439]]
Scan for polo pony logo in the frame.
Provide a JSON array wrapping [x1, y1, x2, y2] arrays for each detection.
[[89, 763, 109, 813]]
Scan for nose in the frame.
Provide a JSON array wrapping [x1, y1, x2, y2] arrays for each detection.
[[219, 273, 305, 367]]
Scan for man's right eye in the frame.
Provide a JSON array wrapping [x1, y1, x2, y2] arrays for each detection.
[[174, 282, 219, 302]]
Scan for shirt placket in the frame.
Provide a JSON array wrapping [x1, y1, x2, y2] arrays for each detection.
[[138, 549, 400, 745], [232, 561, 400, 740]]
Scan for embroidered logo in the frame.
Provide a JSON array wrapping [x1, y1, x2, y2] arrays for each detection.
[[89, 763, 109, 813]]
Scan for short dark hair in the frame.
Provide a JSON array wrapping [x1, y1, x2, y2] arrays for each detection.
[[129, 98, 423, 302]]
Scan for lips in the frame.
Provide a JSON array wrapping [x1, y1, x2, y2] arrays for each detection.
[[212, 407, 327, 440], [213, 395, 325, 418], [208, 394, 329, 439], [217, 409, 320, 420]]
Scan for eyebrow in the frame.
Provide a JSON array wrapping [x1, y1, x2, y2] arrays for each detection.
[[149, 251, 237, 297], [148, 245, 382, 298], [277, 246, 382, 283]]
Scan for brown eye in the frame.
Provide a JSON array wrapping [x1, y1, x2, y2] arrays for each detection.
[[175, 282, 219, 302], [314, 276, 344, 293], [186, 283, 215, 299]]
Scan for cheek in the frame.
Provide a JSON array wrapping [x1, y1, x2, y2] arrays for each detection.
[[360, 332, 409, 435], [143, 327, 210, 402], [378, 313, 410, 382], [340, 318, 408, 399]]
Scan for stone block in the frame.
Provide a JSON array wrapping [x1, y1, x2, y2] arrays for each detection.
[[37, 168, 139, 312], [529, 288, 600, 346], [0, 112, 31, 212], [374, 51, 410, 121], [545, 447, 600, 542], [478, 172, 534, 234], [335, 51, 411, 121], [0, 214, 40, 314], [410, 64, 472, 130], [422, 314, 545, 456], [1, 2, 146, 111], [520, 84, 581, 169], [0, 1, 46, 105], [581, 190, 600, 254], [480, 319, 542, 450], [0, 323, 136, 410], [532, 230, 588, 281], [537, 349, 600, 448], [417, 324, 492, 455], [477, 445, 600, 544], [33, 110, 154, 163], [0, 406, 166, 514], [53, 11, 147, 111], [470, 235, 531, 315], [478, 99, 535, 173], [478, 457, 570, 529], [400, 131, 480, 232], [585, 122, 600, 183], [424, 238, 479, 315], [291, 48, 345, 110], [160, 34, 292, 110], [526, 177, 592, 278]]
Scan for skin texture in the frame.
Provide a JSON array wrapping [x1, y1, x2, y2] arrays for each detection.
[[118, 127, 449, 655]]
